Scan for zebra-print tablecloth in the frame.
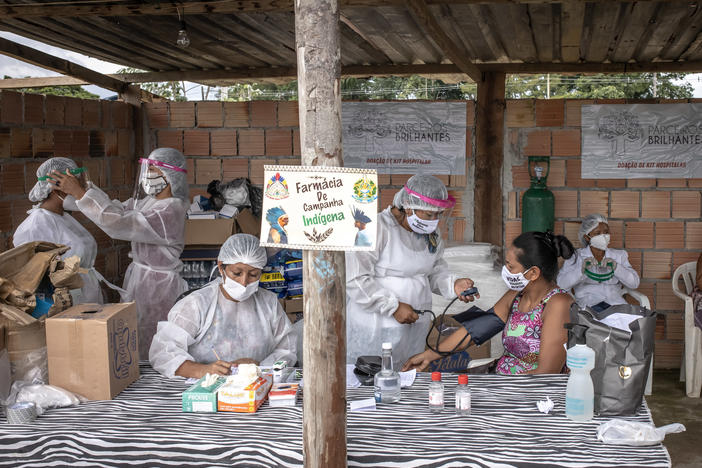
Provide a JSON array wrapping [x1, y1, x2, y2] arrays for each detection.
[[0, 363, 670, 468]]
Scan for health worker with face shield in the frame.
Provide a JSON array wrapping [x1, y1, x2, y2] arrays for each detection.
[[14, 157, 106, 304], [49, 148, 189, 359], [557, 214, 640, 312], [345, 174, 477, 370], [149, 234, 297, 379]]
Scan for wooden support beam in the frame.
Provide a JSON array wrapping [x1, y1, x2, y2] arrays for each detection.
[[405, 0, 482, 82], [295, 0, 347, 466], [0, 76, 89, 89], [0, 37, 162, 102], [474, 71, 505, 247]]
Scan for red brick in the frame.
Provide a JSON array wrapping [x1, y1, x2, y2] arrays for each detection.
[[565, 100, 594, 127], [45, 95, 65, 126], [565, 159, 595, 187], [672, 191, 701, 218], [596, 179, 626, 188], [23, 93, 44, 125], [512, 163, 530, 189], [523, 129, 551, 156], [82, 159, 104, 187], [89, 130, 105, 158], [23, 161, 41, 194], [250, 101, 276, 127], [1, 164, 24, 195], [379, 189, 394, 212], [10, 129, 32, 157], [391, 174, 412, 186], [665, 312, 685, 339], [448, 191, 463, 217], [277, 157, 301, 167], [466, 128, 473, 158], [117, 129, 131, 157], [186, 159, 195, 185], [11, 199, 33, 229], [0, 200, 11, 233], [277, 101, 299, 127], [610, 191, 639, 219], [293, 129, 301, 156], [673, 251, 700, 270], [112, 102, 130, 129], [686, 222, 702, 250], [53, 130, 72, 157], [548, 159, 566, 187], [109, 159, 126, 186], [238, 129, 264, 155], [82, 99, 100, 127], [211, 131, 237, 157], [222, 158, 248, 180], [265, 128, 292, 156], [505, 220, 522, 247], [196, 102, 223, 128], [100, 101, 112, 128], [628, 251, 643, 277], [658, 179, 687, 188], [563, 221, 581, 246], [553, 220, 564, 236], [157, 130, 183, 152], [579, 191, 608, 217], [656, 283, 684, 311], [551, 129, 581, 157], [554, 190, 578, 219], [688, 179, 702, 188], [625, 221, 654, 249], [30, 129, 53, 158], [0, 92, 22, 124], [0, 129, 10, 158], [453, 218, 466, 242], [627, 178, 656, 188], [249, 158, 275, 185], [195, 159, 221, 185], [630, 282, 654, 311], [64, 97, 82, 126], [450, 174, 467, 187], [466, 101, 475, 127], [71, 130, 90, 157], [506, 100, 535, 127], [224, 102, 249, 127], [145, 102, 169, 128], [508, 191, 518, 219], [535, 100, 564, 127], [188, 187, 209, 201], [169, 102, 195, 128], [183, 130, 210, 156], [655, 221, 685, 249], [104, 131, 118, 156], [643, 251, 672, 280], [377, 173, 391, 186], [608, 219, 624, 248], [641, 191, 670, 219]]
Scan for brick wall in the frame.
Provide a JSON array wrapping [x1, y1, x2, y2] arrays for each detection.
[[0, 90, 136, 287], [504, 98, 702, 369]]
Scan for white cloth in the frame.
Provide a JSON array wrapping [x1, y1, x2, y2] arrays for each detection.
[[76, 186, 188, 359], [13, 207, 103, 304], [149, 281, 297, 378], [557, 246, 640, 308], [345, 207, 457, 370]]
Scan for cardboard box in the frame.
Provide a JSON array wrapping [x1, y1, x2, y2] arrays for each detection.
[[46, 302, 140, 400], [217, 374, 273, 413], [182, 375, 227, 413], [185, 218, 235, 246], [235, 208, 261, 237], [4, 319, 47, 382]]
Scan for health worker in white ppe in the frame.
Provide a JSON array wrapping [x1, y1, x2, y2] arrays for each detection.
[[345, 174, 477, 370], [149, 234, 297, 379], [557, 213, 640, 312], [14, 157, 105, 304], [49, 148, 189, 359]]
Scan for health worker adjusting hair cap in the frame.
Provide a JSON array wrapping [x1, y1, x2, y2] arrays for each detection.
[[218, 233, 267, 268], [578, 213, 608, 246], [392, 174, 454, 212], [28, 157, 78, 202], [145, 148, 189, 200]]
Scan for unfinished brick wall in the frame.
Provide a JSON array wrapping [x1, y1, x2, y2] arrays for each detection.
[[504, 98, 702, 369], [0, 90, 136, 286], [144, 100, 475, 244]]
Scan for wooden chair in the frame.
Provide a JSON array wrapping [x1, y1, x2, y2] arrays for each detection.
[[672, 262, 701, 398]]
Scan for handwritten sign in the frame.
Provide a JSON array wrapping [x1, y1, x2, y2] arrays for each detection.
[[260, 165, 378, 251]]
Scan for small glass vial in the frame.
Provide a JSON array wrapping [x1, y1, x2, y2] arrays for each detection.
[[455, 374, 471, 416], [428, 372, 444, 413]]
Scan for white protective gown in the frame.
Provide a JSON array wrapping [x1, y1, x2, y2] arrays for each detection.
[[345, 207, 457, 370], [149, 281, 297, 378], [76, 186, 188, 359], [557, 246, 640, 308], [13, 207, 103, 304]]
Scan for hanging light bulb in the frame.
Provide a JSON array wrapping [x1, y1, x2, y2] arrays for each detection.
[[176, 20, 190, 48]]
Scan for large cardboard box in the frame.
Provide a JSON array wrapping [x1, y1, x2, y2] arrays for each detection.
[[235, 208, 261, 237], [46, 302, 140, 400], [184, 218, 235, 246]]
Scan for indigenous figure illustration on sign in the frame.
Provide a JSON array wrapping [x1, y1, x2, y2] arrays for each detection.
[[352, 206, 372, 247], [265, 172, 289, 200], [266, 207, 289, 244]]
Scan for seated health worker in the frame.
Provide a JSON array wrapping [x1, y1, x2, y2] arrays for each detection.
[[346, 174, 477, 370], [403, 232, 575, 375], [557, 213, 640, 312], [49, 148, 189, 359], [149, 234, 297, 379], [14, 157, 104, 304]]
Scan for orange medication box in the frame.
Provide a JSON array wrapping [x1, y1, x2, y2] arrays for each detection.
[[217, 375, 273, 413]]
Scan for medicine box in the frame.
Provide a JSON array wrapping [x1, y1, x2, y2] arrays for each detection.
[[268, 383, 299, 407], [217, 374, 273, 413], [182, 375, 227, 413]]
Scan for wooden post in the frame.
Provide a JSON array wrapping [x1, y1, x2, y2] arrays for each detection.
[[295, 0, 347, 467], [474, 71, 506, 246]]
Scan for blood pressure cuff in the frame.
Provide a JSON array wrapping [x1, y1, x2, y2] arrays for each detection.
[[456, 306, 506, 346]]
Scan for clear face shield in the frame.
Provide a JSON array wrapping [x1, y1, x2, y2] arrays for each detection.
[[131, 158, 185, 207]]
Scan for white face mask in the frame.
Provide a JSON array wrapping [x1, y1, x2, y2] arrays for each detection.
[[62, 194, 79, 211], [142, 174, 168, 196], [221, 276, 259, 302], [589, 233, 610, 251], [501, 265, 532, 291], [407, 212, 439, 234]]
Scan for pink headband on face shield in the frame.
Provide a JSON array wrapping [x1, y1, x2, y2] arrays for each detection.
[[403, 184, 456, 210], [138, 158, 187, 173]]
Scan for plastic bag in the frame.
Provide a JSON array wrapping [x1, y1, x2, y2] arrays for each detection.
[[12, 382, 85, 415], [597, 420, 686, 446], [10, 346, 48, 384]]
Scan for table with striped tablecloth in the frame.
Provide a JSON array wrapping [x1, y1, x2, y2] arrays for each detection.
[[0, 363, 670, 468]]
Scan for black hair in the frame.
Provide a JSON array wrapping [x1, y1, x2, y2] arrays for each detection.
[[512, 231, 575, 282]]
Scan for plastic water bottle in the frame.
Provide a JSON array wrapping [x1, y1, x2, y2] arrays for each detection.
[[455, 374, 471, 416], [565, 323, 595, 422], [374, 342, 401, 403], [428, 372, 444, 413]]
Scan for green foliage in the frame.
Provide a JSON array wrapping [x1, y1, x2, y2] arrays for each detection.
[[116, 67, 187, 101], [3, 76, 100, 99]]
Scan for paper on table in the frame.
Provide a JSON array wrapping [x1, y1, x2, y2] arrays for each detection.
[[599, 313, 640, 333], [184, 366, 238, 386], [346, 364, 362, 388], [399, 369, 416, 388], [349, 398, 376, 412]]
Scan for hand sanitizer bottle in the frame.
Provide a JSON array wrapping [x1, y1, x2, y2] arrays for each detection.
[[565, 323, 595, 422]]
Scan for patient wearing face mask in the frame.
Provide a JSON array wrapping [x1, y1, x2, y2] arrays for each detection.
[[149, 234, 297, 379], [557, 214, 640, 313], [403, 231, 575, 375]]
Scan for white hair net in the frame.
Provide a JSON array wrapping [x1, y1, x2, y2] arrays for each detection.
[[218, 233, 267, 268], [147, 148, 188, 200], [392, 174, 449, 212], [579, 213, 608, 246], [28, 157, 78, 202]]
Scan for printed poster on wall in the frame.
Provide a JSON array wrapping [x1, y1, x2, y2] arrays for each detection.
[[342, 101, 466, 175], [260, 165, 378, 251], [582, 104, 702, 178]]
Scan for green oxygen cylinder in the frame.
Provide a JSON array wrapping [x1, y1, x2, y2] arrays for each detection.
[[521, 156, 555, 233]]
